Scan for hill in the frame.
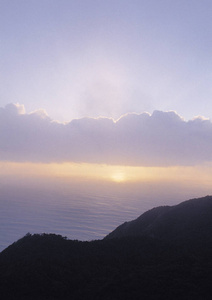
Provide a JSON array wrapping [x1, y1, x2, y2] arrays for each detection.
[[105, 195, 212, 248], [0, 196, 212, 299]]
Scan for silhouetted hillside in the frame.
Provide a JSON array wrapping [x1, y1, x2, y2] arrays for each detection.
[[1, 196, 212, 299], [105, 196, 212, 249]]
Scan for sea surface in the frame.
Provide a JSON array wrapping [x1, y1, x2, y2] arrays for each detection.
[[0, 177, 209, 252]]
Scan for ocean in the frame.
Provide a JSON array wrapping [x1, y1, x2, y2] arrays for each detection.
[[0, 177, 208, 252]]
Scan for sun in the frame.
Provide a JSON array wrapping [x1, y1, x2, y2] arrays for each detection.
[[111, 171, 126, 183]]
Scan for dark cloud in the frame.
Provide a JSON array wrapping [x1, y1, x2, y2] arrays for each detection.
[[0, 103, 212, 166]]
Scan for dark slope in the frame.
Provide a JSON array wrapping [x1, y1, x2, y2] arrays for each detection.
[[0, 234, 185, 300], [105, 195, 212, 248], [1, 233, 212, 300], [1, 196, 212, 299]]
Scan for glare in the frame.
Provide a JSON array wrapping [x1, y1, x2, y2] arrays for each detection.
[[111, 172, 126, 183]]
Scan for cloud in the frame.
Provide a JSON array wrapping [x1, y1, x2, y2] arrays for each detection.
[[0, 103, 212, 166]]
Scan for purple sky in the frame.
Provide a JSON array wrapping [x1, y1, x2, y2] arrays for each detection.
[[0, 1, 211, 121]]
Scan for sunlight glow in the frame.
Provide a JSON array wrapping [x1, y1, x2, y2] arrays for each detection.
[[1, 162, 212, 189], [111, 171, 127, 183]]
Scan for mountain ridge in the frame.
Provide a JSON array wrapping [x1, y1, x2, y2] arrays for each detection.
[[105, 195, 212, 245]]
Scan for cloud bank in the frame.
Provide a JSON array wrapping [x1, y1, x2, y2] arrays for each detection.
[[0, 103, 211, 167]]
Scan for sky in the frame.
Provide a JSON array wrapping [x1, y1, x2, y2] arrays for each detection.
[[0, 0, 212, 190], [0, 0, 211, 121]]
